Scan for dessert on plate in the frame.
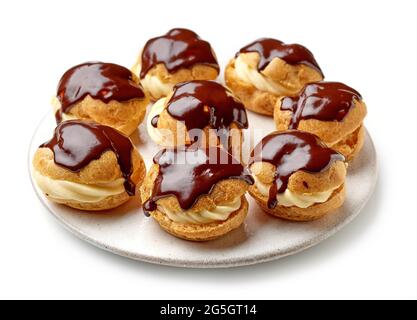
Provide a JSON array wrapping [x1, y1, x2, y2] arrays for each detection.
[[32, 120, 146, 211], [53, 61, 149, 136], [133, 28, 219, 101], [225, 38, 323, 116], [147, 80, 249, 160], [249, 130, 347, 221], [274, 81, 367, 160], [140, 146, 254, 241]]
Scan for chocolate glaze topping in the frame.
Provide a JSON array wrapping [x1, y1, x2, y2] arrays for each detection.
[[40, 120, 136, 196], [249, 131, 344, 209], [143, 146, 254, 213], [238, 38, 323, 76], [153, 80, 248, 148], [140, 28, 219, 79], [150, 115, 160, 127], [281, 82, 362, 129], [56, 62, 145, 123]]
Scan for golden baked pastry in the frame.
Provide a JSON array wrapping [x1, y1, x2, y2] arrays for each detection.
[[147, 80, 248, 160], [225, 38, 323, 116], [140, 146, 254, 241], [53, 62, 149, 136], [32, 120, 146, 211], [249, 130, 347, 221], [133, 28, 219, 101], [274, 81, 367, 161]]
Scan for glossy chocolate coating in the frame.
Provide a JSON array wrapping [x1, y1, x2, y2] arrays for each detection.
[[238, 38, 323, 76], [56, 62, 145, 122], [281, 82, 362, 129], [140, 28, 219, 79], [154, 80, 248, 148], [40, 120, 136, 196], [143, 146, 254, 213], [250, 131, 344, 209], [151, 115, 160, 128]]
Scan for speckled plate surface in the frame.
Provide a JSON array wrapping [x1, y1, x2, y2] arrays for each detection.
[[29, 110, 377, 268]]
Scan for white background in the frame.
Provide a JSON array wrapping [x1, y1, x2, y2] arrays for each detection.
[[0, 0, 416, 299]]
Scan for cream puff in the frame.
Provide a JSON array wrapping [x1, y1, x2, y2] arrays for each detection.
[[225, 38, 324, 116], [32, 120, 146, 211], [140, 146, 254, 241], [147, 80, 248, 160], [249, 130, 347, 221], [133, 28, 219, 101], [274, 82, 367, 161], [53, 62, 149, 136]]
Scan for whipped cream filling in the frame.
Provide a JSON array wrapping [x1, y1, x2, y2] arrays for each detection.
[[147, 97, 168, 145], [59, 112, 77, 121], [33, 169, 125, 203], [51, 96, 77, 121], [253, 176, 339, 208], [131, 61, 141, 79], [234, 54, 287, 95], [157, 196, 242, 224], [141, 74, 172, 100]]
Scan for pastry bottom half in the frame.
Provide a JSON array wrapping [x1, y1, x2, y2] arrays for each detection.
[[249, 185, 345, 221], [150, 196, 249, 241], [331, 125, 365, 161], [45, 191, 132, 211]]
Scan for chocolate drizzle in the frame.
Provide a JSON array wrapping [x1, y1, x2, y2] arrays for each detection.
[[238, 38, 323, 76], [281, 82, 362, 129], [56, 62, 145, 122], [249, 131, 344, 209], [151, 115, 160, 128], [140, 28, 219, 79], [143, 146, 254, 213], [54, 109, 62, 124], [154, 80, 248, 148], [40, 120, 136, 196]]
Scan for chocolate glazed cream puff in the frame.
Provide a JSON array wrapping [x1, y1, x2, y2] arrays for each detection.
[[225, 38, 324, 116], [133, 28, 220, 101], [147, 80, 249, 160], [274, 82, 367, 161], [32, 120, 146, 211], [140, 146, 254, 241], [53, 62, 149, 136], [249, 131, 347, 221]]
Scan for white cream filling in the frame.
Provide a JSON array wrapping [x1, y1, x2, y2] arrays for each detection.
[[253, 176, 339, 208], [51, 96, 77, 121], [234, 54, 287, 95], [146, 97, 167, 145], [131, 61, 141, 79], [158, 196, 242, 224], [33, 169, 125, 203], [141, 74, 172, 100]]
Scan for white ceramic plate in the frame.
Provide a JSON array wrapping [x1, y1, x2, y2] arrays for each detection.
[[29, 110, 377, 268]]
